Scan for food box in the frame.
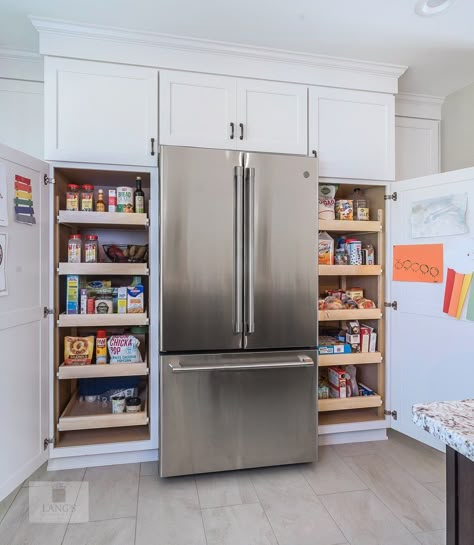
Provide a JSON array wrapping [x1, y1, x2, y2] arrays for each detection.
[[318, 336, 351, 355], [117, 187, 134, 213], [117, 287, 127, 314], [318, 380, 330, 399], [346, 287, 364, 299], [127, 285, 144, 313], [66, 275, 79, 315], [327, 366, 348, 391], [318, 231, 334, 265], [329, 383, 347, 399], [358, 382, 376, 396]]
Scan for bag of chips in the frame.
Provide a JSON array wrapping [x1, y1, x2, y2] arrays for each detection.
[[64, 336, 95, 365], [108, 335, 143, 364]]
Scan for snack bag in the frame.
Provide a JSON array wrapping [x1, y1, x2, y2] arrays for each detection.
[[108, 335, 143, 364], [318, 184, 338, 220], [64, 336, 95, 365]]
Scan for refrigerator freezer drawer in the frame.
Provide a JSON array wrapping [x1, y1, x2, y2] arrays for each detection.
[[160, 350, 317, 477]]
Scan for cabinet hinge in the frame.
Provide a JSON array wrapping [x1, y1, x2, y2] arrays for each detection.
[[43, 306, 54, 318], [384, 301, 398, 310], [384, 191, 397, 202], [44, 437, 54, 450], [43, 175, 55, 185], [311, 150, 318, 158], [384, 409, 398, 420]]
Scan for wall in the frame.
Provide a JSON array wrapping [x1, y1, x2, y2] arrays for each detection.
[[442, 81, 474, 172], [0, 49, 44, 159]]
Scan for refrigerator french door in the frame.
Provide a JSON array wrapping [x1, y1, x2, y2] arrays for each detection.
[[159, 146, 318, 476]]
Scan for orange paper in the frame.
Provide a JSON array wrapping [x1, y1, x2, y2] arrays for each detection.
[[393, 244, 443, 283], [448, 273, 465, 317]]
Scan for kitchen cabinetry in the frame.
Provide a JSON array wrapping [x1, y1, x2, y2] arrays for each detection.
[[44, 58, 158, 166], [395, 116, 440, 181], [159, 70, 307, 154], [309, 87, 395, 180]]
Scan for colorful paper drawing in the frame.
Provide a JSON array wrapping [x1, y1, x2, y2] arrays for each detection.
[[411, 193, 468, 238], [443, 268, 455, 312], [14, 174, 36, 225], [448, 273, 464, 317], [393, 244, 443, 283], [466, 281, 474, 321], [456, 273, 473, 319], [0, 233, 7, 296], [0, 164, 7, 226]]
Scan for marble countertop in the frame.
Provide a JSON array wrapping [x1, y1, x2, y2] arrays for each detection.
[[413, 399, 474, 461]]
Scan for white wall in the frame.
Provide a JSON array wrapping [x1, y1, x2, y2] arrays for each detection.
[[442, 81, 474, 172], [0, 49, 44, 159]]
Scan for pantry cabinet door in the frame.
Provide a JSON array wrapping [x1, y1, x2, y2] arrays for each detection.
[[389, 168, 474, 449], [236, 79, 308, 154], [159, 70, 237, 149], [0, 144, 50, 500], [309, 87, 395, 180], [44, 57, 158, 166]]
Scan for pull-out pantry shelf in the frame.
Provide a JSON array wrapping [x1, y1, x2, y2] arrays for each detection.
[[318, 309, 382, 321], [57, 313, 149, 327], [318, 395, 382, 412], [318, 265, 382, 276], [57, 362, 148, 379], [319, 219, 382, 232], [58, 210, 148, 229], [57, 263, 149, 276], [318, 352, 383, 366]]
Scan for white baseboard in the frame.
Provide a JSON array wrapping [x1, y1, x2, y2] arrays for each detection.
[[47, 448, 159, 471], [319, 428, 387, 446]]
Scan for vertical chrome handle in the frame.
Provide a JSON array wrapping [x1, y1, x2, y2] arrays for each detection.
[[230, 122, 235, 140], [234, 166, 244, 334], [239, 123, 244, 140], [245, 167, 255, 334]]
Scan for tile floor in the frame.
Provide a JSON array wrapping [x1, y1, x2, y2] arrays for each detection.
[[0, 430, 447, 545]]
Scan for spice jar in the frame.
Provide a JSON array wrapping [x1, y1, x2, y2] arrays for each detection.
[[84, 235, 98, 263], [66, 184, 79, 211], [81, 184, 94, 212], [68, 234, 82, 263]]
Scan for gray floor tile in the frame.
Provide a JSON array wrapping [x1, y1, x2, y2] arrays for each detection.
[[196, 470, 258, 509], [0, 486, 71, 545], [414, 530, 446, 545], [23, 462, 85, 487], [301, 446, 368, 495], [140, 461, 159, 476], [0, 485, 21, 524], [251, 466, 346, 545], [423, 481, 446, 502], [321, 489, 421, 545], [344, 453, 445, 533], [73, 464, 139, 522], [136, 475, 206, 545], [332, 440, 386, 458], [63, 517, 136, 545], [202, 503, 278, 545]]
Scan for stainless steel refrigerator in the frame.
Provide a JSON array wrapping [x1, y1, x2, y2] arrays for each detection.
[[159, 146, 318, 477]]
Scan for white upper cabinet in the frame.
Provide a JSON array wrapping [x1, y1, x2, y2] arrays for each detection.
[[160, 71, 237, 149], [309, 87, 395, 180], [44, 58, 158, 166], [395, 116, 439, 181], [160, 71, 308, 154], [236, 79, 307, 154]]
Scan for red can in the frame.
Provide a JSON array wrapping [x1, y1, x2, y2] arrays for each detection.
[[87, 297, 95, 314]]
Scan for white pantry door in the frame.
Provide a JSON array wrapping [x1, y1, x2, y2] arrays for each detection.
[[0, 144, 50, 500], [390, 167, 474, 449]]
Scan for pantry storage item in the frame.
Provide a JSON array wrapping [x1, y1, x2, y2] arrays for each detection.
[[102, 244, 148, 263], [318, 184, 337, 220], [96, 329, 107, 364], [68, 234, 82, 263], [95, 189, 106, 212], [352, 188, 370, 221], [117, 187, 134, 213], [335, 199, 353, 220], [84, 235, 98, 263], [66, 184, 80, 211], [64, 336, 95, 365], [108, 189, 116, 212], [108, 335, 142, 363], [134, 177, 145, 213], [95, 295, 113, 314], [346, 239, 362, 265], [66, 275, 79, 314], [80, 289, 88, 314], [125, 396, 142, 413], [318, 232, 334, 265], [111, 395, 126, 414], [80, 184, 94, 211], [127, 285, 144, 313]]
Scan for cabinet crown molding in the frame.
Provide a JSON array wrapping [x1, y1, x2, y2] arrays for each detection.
[[396, 92, 444, 120], [0, 47, 43, 82], [30, 16, 406, 94]]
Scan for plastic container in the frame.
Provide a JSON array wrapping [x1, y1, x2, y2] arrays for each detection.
[[66, 184, 80, 211], [68, 234, 82, 263], [81, 184, 94, 212], [84, 235, 98, 263]]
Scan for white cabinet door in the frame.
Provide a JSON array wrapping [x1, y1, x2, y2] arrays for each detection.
[[395, 117, 440, 181], [0, 144, 50, 500], [309, 87, 395, 180], [45, 58, 158, 166], [236, 79, 307, 154], [160, 71, 237, 149]]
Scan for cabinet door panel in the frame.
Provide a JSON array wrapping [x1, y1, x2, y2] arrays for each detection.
[[395, 117, 439, 181], [45, 58, 158, 166], [160, 71, 236, 149], [237, 80, 307, 154], [309, 87, 395, 180]]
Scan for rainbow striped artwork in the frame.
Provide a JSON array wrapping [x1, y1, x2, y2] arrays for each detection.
[[14, 174, 36, 225]]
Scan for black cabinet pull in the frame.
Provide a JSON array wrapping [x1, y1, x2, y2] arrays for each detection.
[[230, 122, 235, 140], [239, 123, 244, 140], [151, 138, 155, 156], [312, 150, 318, 158]]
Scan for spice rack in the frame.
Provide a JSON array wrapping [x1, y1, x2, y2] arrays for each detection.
[[318, 184, 387, 432], [51, 166, 155, 451]]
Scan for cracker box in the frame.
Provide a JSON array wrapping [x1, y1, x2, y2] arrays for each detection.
[[329, 383, 347, 399], [66, 275, 79, 315], [127, 284, 144, 313], [117, 287, 127, 314], [327, 366, 348, 392]]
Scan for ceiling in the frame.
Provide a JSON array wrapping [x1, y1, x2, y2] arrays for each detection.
[[1, 0, 474, 97]]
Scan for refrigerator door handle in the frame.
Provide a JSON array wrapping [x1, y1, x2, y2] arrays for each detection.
[[234, 166, 244, 334], [169, 355, 314, 373], [245, 167, 256, 335]]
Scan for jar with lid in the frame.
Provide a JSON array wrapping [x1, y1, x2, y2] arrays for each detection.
[[81, 184, 94, 212], [84, 235, 99, 263], [68, 234, 82, 263], [352, 188, 370, 221], [96, 189, 106, 212], [66, 184, 80, 211]]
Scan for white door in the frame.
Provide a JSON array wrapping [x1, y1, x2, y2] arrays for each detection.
[[0, 144, 50, 500], [309, 86, 395, 180], [160, 71, 237, 149], [395, 117, 440, 181], [236, 79, 307, 154], [44, 57, 158, 166], [390, 168, 474, 449]]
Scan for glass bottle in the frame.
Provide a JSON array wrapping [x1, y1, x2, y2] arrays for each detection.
[[352, 188, 370, 221], [68, 234, 82, 263], [66, 184, 79, 211], [134, 177, 145, 214], [81, 184, 94, 212], [84, 234, 99, 263], [96, 189, 106, 212]]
